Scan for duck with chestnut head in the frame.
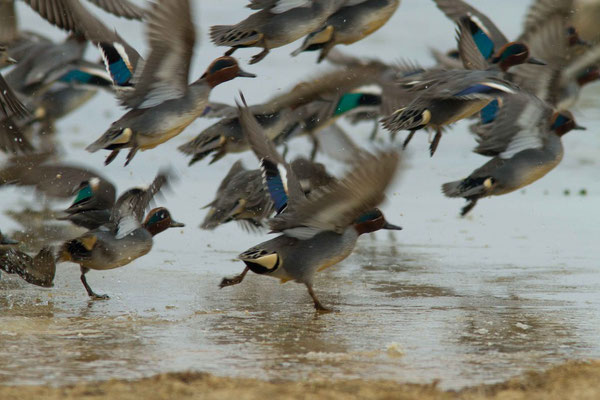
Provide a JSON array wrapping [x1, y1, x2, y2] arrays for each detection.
[[443, 91, 585, 216], [86, 0, 255, 166], [434, 0, 546, 72], [57, 172, 182, 300], [219, 95, 402, 312]]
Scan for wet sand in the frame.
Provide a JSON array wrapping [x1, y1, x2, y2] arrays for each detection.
[[1, 360, 599, 400]]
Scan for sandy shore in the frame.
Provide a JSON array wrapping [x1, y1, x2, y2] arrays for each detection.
[[1, 360, 599, 400]]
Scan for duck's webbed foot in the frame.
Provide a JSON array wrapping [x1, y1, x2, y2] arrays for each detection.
[[249, 47, 269, 64], [306, 284, 334, 313], [219, 267, 249, 289], [402, 130, 415, 149], [225, 47, 237, 56]]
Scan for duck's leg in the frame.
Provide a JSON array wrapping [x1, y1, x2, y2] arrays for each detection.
[[225, 47, 237, 56], [104, 150, 120, 165], [124, 146, 139, 166], [305, 283, 332, 313], [309, 135, 319, 161], [80, 267, 109, 300], [429, 129, 442, 156], [219, 266, 249, 289], [460, 198, 478, 217], [249, 38, 269, 64], [369, 120, 379, 141], [402, 130, 416, 149]]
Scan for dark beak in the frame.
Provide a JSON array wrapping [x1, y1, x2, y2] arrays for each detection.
[[237, 69, 256, 78], [0, 236, 19, 245], [382, 222, 402, 231], [527, 57, 546, 65], [169, 220, 185, 228], [574, 124, 587, 130]]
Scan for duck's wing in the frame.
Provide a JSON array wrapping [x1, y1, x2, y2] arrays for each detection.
[[560, 43, 600, 86], [455, 18, 490, 70], [237, 94, 305, 214], [268, 151, 399, 239], [247, 0, 312, 12], [0, 247, 56, 287], [521, 0, 575, 38], [119, 0, 196, 109], [0, 74, 30, 118], [471, 91, 550, 158], [0, 0, 18, 44], [111, 169, 172, 229], [87, 0, 146, 20], [511, 17, 569, 105], [433, 0, 509, 49], [0, 116, 34, 154]]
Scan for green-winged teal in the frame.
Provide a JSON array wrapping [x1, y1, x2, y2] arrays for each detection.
[[219, 95, 401, 312], [381, 69, 519, 155], [57, 172, 180, 299], [434, 0, 546, 71], [210, 0, 348, 64], [202, 158, 334, 231], [443, 90, 585, 216], [58, 206, 183, 299], [292, 0, 400, 62], [86, 0, 255, 166]]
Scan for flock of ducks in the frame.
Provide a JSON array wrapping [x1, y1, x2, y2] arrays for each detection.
[[0, 0, 598, 311]]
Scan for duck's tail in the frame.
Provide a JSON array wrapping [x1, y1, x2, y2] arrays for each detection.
[[86, 126, 133, 153], [442, 176, 494, 198], [381, 107, 431, 133], [178, 128, 225, 165], [209, 25, 261, 48]]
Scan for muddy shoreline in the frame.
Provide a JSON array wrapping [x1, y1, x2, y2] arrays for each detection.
[[1, 360, 599, 400]]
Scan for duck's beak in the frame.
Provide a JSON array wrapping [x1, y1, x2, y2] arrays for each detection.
[[236, 69, 256, 78], [7, 56, 17, 64], [0, 235, 19, 245], [574, 124, 587, 130], [169, 220, 185, 228], [527, 57, 546, 65], [382, 222, 402, 231]]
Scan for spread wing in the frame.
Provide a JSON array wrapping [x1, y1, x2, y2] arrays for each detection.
[[237, 94, 305, 210], [268, 151, 400, 238], [456, 18, 490, 70], [434, 0, 509, 49], [511, 16, 569, 105], [521, 0, 575, 37], [119, 0, 196, 109], [248, 0, 312, 13], [87, 0, 146, 20], [471, 92, 550, 158]]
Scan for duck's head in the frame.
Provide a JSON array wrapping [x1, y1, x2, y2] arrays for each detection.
[[202, 57, 256, 88], [550, 111, 586, 136], [491, 42, 545, 71], [353, 208, 402, 235], [0, 230, 19, 246], [143, 207, 185, 236], [577, 65, 600, 87], [67, 177, 115, 211], [567, 26, 589, 47]]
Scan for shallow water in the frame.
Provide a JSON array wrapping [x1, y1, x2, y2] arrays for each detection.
[[1, 0, 600, 390]]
